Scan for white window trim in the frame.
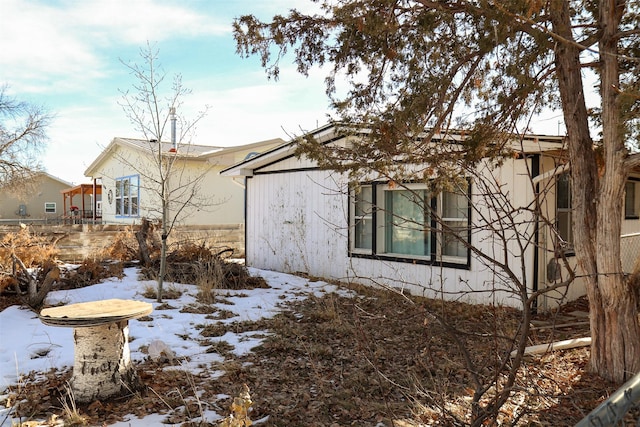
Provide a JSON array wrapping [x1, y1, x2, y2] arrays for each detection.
[[44, 202, 56, 214], [438, 191, 470, 264], [115, 175, 140, 218]]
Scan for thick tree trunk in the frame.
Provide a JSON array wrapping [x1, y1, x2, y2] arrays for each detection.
[[72, 321, 143, 402], [551, 0, 640, 382], [589, 0, 640, 382], [135, 217, 153, 267]]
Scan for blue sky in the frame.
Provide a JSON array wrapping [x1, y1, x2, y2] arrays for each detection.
[[1, 0, 331, 184], [2, 0, 571, 185]]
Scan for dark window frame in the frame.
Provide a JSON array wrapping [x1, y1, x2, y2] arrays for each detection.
[[555, 172, 574, 256], [625, 178, 640, 220], [348, 180, 471, 269]]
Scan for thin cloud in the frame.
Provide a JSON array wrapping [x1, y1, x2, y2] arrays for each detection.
[[0, 0, 227, 93]]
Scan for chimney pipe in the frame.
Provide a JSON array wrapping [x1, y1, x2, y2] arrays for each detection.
[[169, 107, 177, 151]]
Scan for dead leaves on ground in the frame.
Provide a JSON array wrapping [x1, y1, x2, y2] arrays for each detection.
[[1, 285, 627, 426]]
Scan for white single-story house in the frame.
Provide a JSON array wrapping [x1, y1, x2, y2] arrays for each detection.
[[222, 123, 640, 310], [84, 137, 283, 226]]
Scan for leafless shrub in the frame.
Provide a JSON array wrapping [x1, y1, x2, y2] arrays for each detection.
[[139, 242, 268, 301], [0, 226, 58, 272]]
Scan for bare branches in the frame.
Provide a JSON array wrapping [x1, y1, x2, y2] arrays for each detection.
[[117, 44, 212, 302], [0, 84, 51, 191]]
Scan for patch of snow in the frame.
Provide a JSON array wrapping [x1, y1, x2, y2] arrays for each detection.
[[0, 266, 348, 426]]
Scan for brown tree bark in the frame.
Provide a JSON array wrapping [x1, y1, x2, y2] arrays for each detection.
[[589, 0, 640, 382], [551, 0, 640, 382], [30, 266, 60, 310], [135, 218, 153, 267]]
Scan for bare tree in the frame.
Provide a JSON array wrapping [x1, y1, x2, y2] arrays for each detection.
[[119, 43, 211, 302], [348, 143, 577, 425], [0, 84, 51, 193]]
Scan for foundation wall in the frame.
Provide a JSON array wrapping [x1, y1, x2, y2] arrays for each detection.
[[0, 224, 245, 263]]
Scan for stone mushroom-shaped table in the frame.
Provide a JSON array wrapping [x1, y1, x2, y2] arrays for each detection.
[[39, 299, 153, 403]]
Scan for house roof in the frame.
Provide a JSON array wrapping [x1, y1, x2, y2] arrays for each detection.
[[39, 172, 74, 188], [84, 137, 285, 178], [221, 123, 567, 177], [117, 137, 223, 156]]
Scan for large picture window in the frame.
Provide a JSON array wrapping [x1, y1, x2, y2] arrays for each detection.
[[115, 175, 139, 217], [349, 181, 471, 266]]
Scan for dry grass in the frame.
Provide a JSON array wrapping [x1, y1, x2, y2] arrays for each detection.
[[60, 382, 88, 426], [99, 226, 140, 262], [0, 227, 58, 292], [139, 243, 268, 302], [0, 227, 59, 270], [1, 280, 634, 426]]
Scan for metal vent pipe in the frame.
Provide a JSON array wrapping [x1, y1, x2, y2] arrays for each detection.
[[169, 107, 177, 150]]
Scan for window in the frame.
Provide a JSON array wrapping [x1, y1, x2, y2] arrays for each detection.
[[625, 180, 640, 219], [349, 181, 470, 266], [115, 175, 140, 217], [44, 202, 56, 214], [556, 173, 573, 252], [384, 187, 430, 256], [441, 191, 469, 259], [353, 185, 373, 252]]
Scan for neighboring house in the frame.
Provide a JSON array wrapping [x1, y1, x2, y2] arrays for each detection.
[[0, 173, 72, 223], [84, 137, 283, 226], [222, 123, 640, 310]]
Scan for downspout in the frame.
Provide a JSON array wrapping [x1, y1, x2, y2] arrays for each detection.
[[243, 176, 250, 263], [92, 179, 97, 222], [532, 162, 570, 185], [532, 154, 540, 314]]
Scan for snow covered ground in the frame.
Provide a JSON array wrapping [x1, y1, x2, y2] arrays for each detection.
[[0, 265, 348, 426]]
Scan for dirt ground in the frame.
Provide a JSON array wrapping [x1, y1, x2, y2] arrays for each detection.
[[2, 281, 638, 427]]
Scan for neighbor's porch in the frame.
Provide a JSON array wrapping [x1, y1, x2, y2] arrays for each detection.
[[61, 180, 102, 224]]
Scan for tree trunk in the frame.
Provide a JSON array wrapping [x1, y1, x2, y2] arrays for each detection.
[[157, 197, 169, 303], [589, 0, 640, 382], [71, 321, 143, 402], [551, 0, 640, 382], [135, 218, 153, 267], [29, 266, 60, 310], [158, 234, 167, 302]]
